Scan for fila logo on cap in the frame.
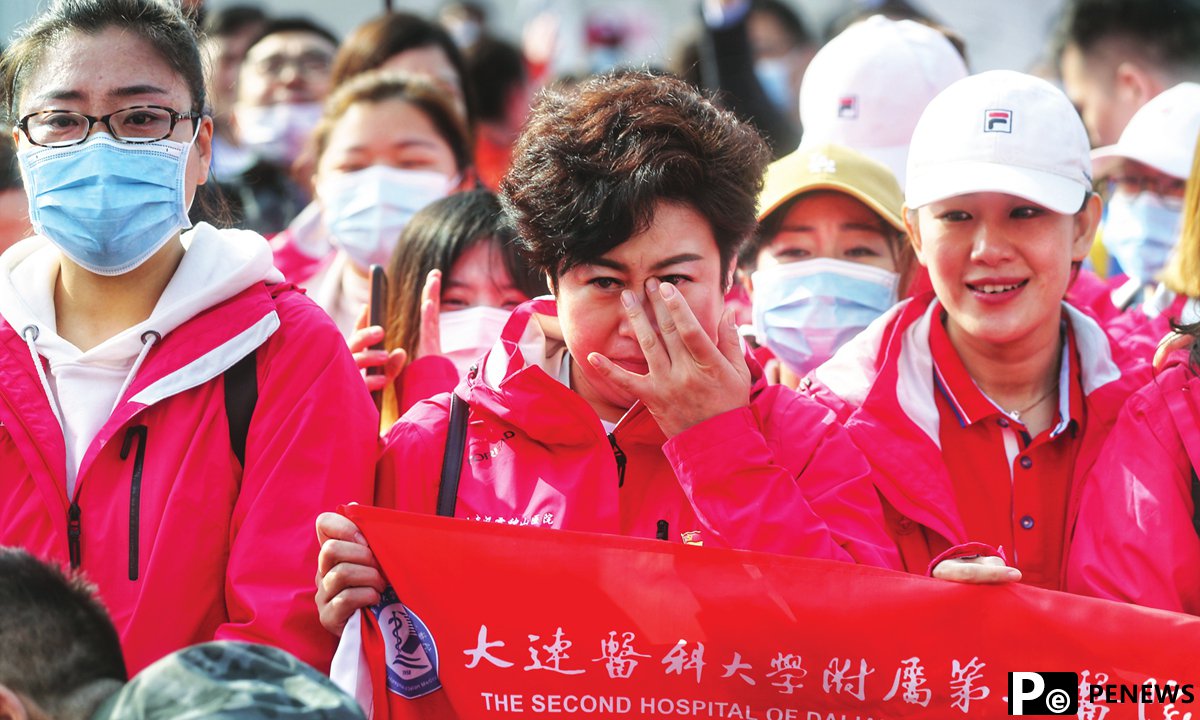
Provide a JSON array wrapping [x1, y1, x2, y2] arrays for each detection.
[[984, 109, 1013, 133], [838, 95, 858, 119]]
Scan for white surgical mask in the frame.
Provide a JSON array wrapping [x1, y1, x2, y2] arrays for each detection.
[[752, 258, 899, 376], [235, 101, 323, 166], [1102, 191, 1184, 282], [438, 306, 512, 376], [319, 166, 455, 271]]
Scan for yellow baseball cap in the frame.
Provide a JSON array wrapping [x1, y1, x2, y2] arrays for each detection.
[[757, 143, 905, 232]]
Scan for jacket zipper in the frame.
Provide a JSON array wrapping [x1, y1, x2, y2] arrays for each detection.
[[607, 432, 627, 488], [121, 425, 149, 581], [67, 501, 81, 569]]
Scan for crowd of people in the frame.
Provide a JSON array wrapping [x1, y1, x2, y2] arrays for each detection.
[[1, 0, 1199, 717]]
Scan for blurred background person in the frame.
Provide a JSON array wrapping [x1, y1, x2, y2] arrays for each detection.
[[797, 14, 968, 187], [218, 17, 338, 234], [1090, 82, 1200, 313], [330, 11, 474, 126], [274, 71, 473, 336], [694, 0, 816, 157], [439, 0, 488, 52], [199, 4, 267, 182], [0, 136, 29, 254], [463, 35, 536, 190], [1055, 0, 1200, 149]]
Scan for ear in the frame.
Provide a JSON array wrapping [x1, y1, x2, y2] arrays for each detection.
[[545, 272, 556, 298], [1071, 193, 1103, 263], [1114, 61, 1163, 108], [192, 115, 214, 187], [741, 268, 754, 295], [0, 685, 31, 720], [903, 207, 929, 267]]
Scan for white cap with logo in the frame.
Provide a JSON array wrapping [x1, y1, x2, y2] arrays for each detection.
[[905, 70, 1092, 215], [798, 15, 968, 187], [1091, 82, 1200, 181]]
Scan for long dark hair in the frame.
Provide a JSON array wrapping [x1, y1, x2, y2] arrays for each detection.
[[381, 189, 542, 425]]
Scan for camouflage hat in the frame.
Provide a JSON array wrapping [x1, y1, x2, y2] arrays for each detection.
[[90, 642, 364, 720]]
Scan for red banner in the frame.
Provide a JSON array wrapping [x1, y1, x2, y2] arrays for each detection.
[[346, 505, 1200, 720]]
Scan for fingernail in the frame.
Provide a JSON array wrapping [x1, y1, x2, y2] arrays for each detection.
[[354, 533, 367, 544], [646, 277, 659, 294], [660, 282, 676, 299], [621, 290, 635, 308], [1006, 568, 1021, 579], [587, 353, 603, 367]]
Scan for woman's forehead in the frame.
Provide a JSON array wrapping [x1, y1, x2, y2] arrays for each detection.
[[21, 27, 190, 112]]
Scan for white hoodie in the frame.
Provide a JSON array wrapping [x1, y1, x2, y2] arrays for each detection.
[[0, 223, 284, 496]]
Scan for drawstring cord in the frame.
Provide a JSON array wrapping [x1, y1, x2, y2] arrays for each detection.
[[21, 324, 161, 426], [22, 325, 64, 431], [111, 331, 160, 414]]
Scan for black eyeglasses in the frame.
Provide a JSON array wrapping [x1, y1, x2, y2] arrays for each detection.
[[16, 105, 201, 148]]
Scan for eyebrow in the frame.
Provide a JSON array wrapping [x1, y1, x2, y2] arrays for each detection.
[[339, 139, 443, 155], [32, 84, 173, 105], [586, 253, 704, 273]]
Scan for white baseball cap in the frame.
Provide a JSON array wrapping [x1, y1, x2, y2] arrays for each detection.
[[905, 70, 1092, 215], [798, 15, 968, 187], [1091, 82, 1200, 180]]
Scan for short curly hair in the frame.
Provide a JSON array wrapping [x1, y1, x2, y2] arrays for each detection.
[[500, 71, 770, 286]]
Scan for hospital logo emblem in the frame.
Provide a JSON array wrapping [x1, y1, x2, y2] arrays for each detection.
[[373, 586, 442, 699]]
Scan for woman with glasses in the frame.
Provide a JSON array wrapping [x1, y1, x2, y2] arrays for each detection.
[[0, 0, 377, 674]]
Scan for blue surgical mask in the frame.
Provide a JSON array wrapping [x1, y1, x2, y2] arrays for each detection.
[[1102, 191, 1183, 282], [18, 132, 195, 276], [754, 57, 794, 112], [752, 258, 899, 376], [317, 166, 455, 271]]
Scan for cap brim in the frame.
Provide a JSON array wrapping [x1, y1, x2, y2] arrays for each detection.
[[906, 161, 1088, 214], [759, 178, 905, 232], [1092, 143, 1184, 180]]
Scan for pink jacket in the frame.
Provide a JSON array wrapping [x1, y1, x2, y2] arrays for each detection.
[[376, 298, 899, 567], [1102, 288, 1199, 363], [1066, 350, 1200, 614], [0, 281, 378, 674], [800, 292, 1150, 582]]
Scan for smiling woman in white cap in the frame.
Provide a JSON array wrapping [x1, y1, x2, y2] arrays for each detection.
[[801, 70, 1151, 587]]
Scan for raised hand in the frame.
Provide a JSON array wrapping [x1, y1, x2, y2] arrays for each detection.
[[417, 269, 443, 360], [347, 305, 407, 392], [587, 278, 751, 438]]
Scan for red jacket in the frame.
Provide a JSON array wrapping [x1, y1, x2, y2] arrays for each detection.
[[376, 297, 898, 566], [1065, 351, 1200, 614], [800, 292, 1150, 583], [0, 274, 377, 673]]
